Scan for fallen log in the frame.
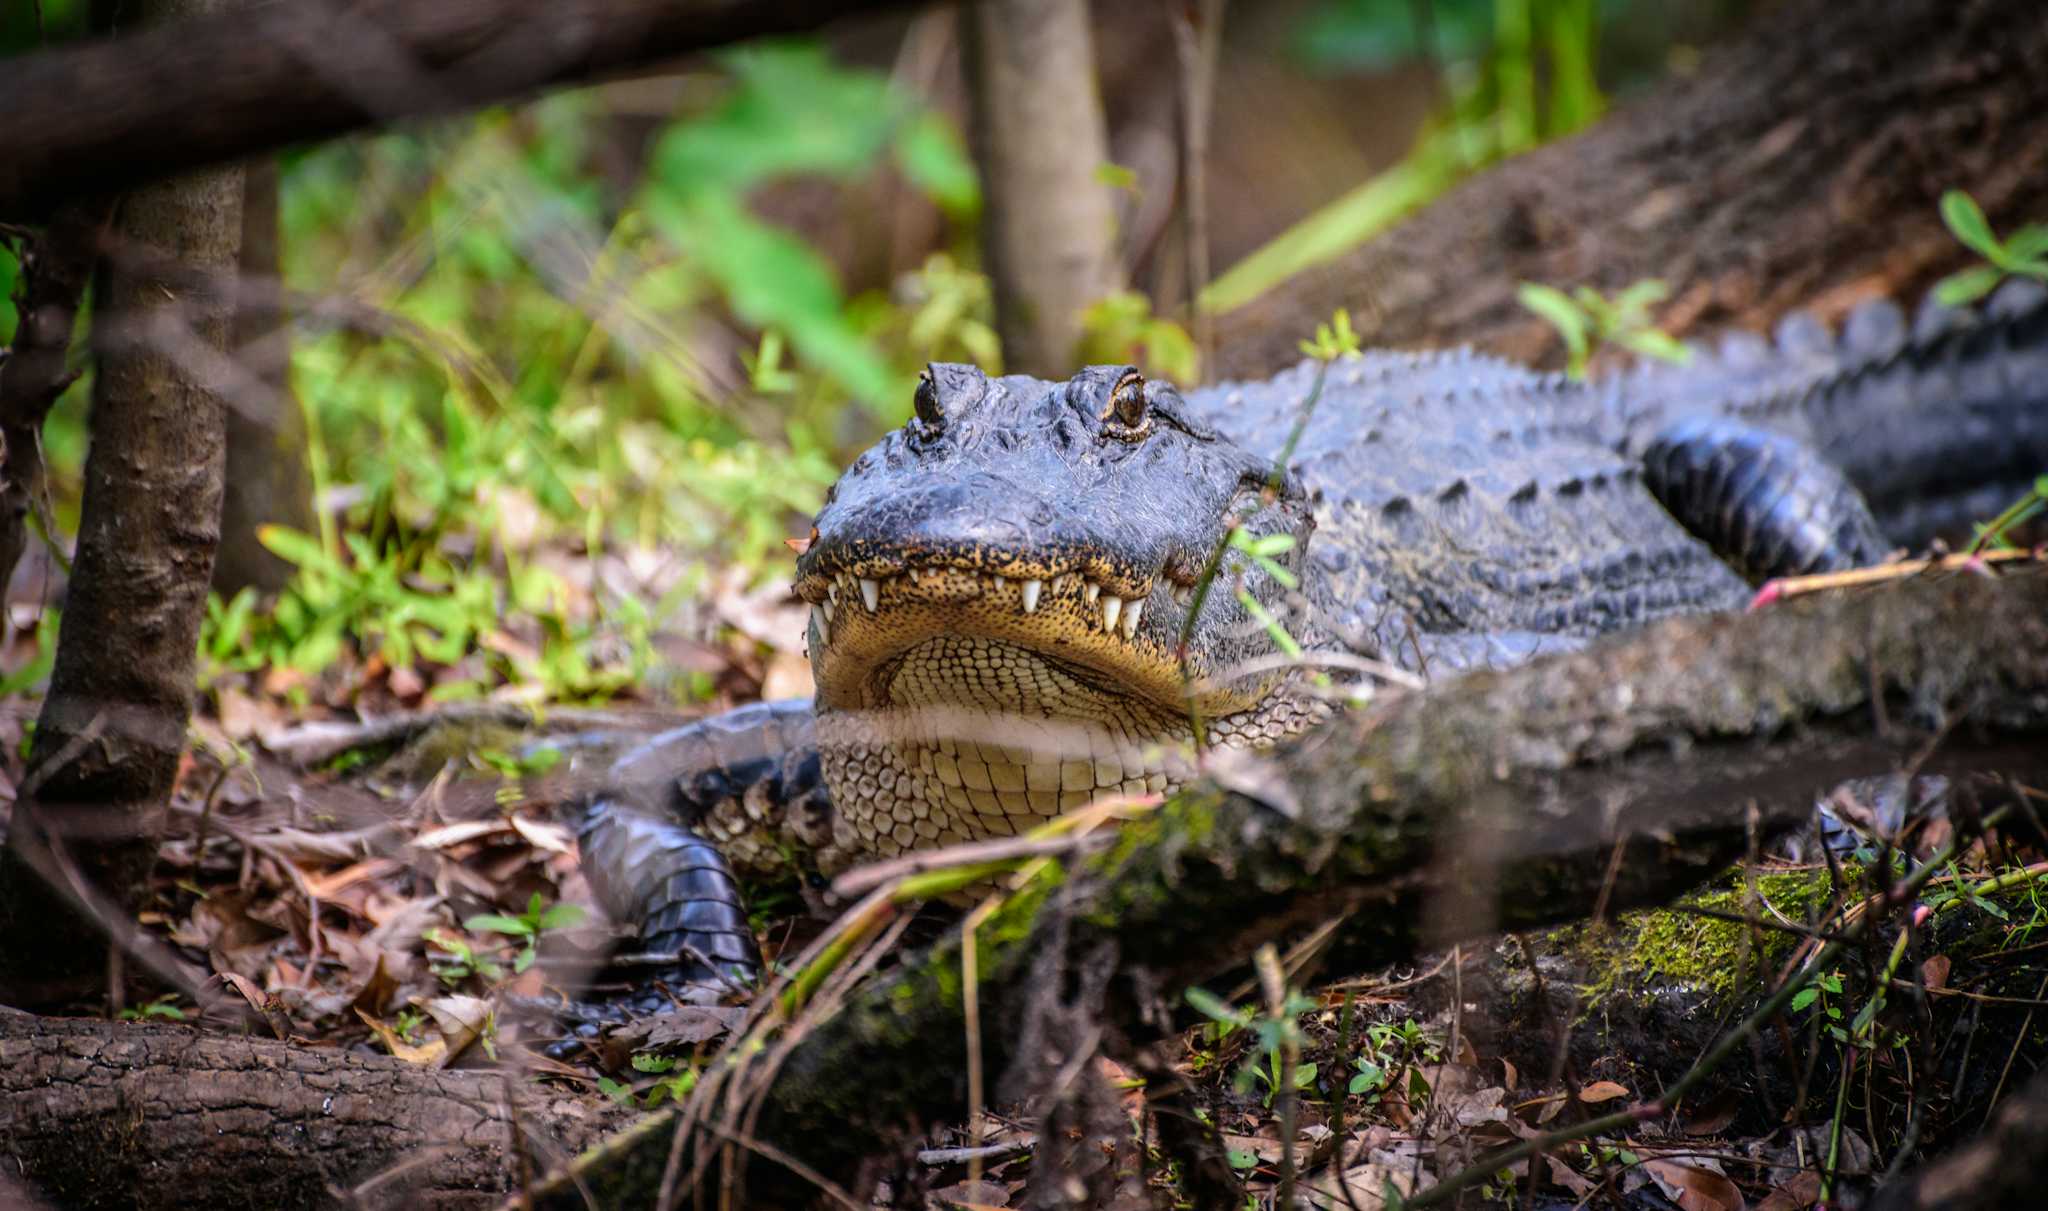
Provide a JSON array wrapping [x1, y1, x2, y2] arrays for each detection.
[[527, 565, 2048, 1206]]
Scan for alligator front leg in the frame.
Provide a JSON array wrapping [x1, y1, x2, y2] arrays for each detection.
[[1639, 414, 1891, 581], [571, 699, 833, 1002]]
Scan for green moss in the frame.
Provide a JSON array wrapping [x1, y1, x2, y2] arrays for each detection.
[[1566, 864, 1852, 1006]]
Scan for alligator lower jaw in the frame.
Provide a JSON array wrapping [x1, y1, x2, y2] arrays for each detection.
[[800, 561, 1270, 719]]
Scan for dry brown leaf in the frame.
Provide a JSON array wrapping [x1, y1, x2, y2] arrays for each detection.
[[1644, 1158, 1746, 1211], [1921, 953, 1951, 991], [358, 1007, 447, 1065], [1500, 1056, 1519, 1090], [418, 994, 494, 1064], [413, 819, 511, 849], [1682, 1088, 1742, 1136], [302, 856, 403, 900], [1754, 1170, 1822, 1211], [1546, 1154, 1597, 1197], [1579, 1080, 1631, 1104], [509, 814, 573, 854]]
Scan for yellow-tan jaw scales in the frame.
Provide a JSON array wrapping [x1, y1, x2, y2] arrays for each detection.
[[795, 556, 1269, 722]]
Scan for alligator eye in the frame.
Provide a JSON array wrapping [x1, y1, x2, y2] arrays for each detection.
[[1106, 369, 1147, 431], [913, 368, 944, 427]]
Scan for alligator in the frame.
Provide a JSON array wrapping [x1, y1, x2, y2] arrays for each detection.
[[567, 282, 2048, 1003]]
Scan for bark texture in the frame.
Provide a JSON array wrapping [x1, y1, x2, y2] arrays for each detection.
[[213, 157, 312, 596], [0, 1013, 620, 1210], [0, 0, 923, 220], [0, 202, 111, 606], [0, 0, 244, 1004], [1211, 0, 2048, 377], [530, 567, 2048, 1205], [963, 0, 1125, 375]]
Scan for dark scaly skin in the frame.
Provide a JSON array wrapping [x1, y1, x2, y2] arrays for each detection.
[[575, 282, 2048, 997]]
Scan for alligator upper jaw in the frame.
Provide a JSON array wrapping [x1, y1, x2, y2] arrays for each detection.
[[796, 556, 1268, 719]]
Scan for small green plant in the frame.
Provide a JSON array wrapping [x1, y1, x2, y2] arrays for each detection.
[[464, 892, 589, 974], [1932, 190, 2048, 306], [118, 994, 188, 1022], [1346, 1018, 1441, 1104], [1790, 968, 1849, 1043], [630, 1052, 701, 1106], [1185, 984, 1320, 1108], [474, 743, 563, 807], [1347, 1055, 1388, 1099], [1964, 474, 2048, 555], [1517, 278, 1691, 379], [424, 928, 504, 985], [1298, 307, 1363, 362]]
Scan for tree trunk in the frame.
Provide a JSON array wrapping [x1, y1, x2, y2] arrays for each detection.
[[213, 157, 312, 596], [962, 0, 1125, 375], [0, 202, 110, 610], [0, 1012, 620, 1210], [528, 566, 2048, 1205], [0, 0, 242, 1006], [1211, 0, 2048, 377]]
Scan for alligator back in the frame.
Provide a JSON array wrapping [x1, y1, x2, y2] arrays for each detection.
[[1192, 351, 1748, 666], [1192, 284, 2048, 667]]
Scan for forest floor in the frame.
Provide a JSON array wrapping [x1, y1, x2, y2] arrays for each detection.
[[4, 555, 2043, 1211]]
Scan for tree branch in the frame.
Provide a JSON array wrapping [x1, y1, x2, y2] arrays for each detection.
[[0, 0, 925, 220]]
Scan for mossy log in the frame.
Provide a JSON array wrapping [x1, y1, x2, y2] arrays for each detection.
[[529, 566, 2048, 1207]]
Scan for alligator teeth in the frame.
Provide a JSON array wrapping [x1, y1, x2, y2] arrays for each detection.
[[859, 578, 880, 613], [1020, 578, 1042, 613], [1101, 595, 1122, 632], [827, 582, 840, 606], [1083, 582, 1101, 604], [822, 600, 834, 625], [1121, 598, 1142, 638], [810, 604, 829, 644]]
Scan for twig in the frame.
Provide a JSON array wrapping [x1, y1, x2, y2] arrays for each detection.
[[917, 1139, 1032, 1167]]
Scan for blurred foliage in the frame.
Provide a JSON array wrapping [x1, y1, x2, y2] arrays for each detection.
[[1517, 278, 1690, 378], [195, 40, 1002, 703], [1209, 0, 1610, 311]]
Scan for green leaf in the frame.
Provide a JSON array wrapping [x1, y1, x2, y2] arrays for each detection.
[[464, 914, 534, 937], [1226, 1148, 1259, 1171], [2004, 225, 2048, 262], [1184, 987, 1247, 1028], [1517, 282, 1590, 374], [1940, 190, 2003, 260], [1932, 265, 2005, 307], [895, 111, 980, 216], [1619, 330, 1693, 365], [1790, 986, 1820, 1013], [537, 902, 588, 930]]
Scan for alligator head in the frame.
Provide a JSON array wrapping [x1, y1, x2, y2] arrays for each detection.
[[792, 363, 1332, 859]]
